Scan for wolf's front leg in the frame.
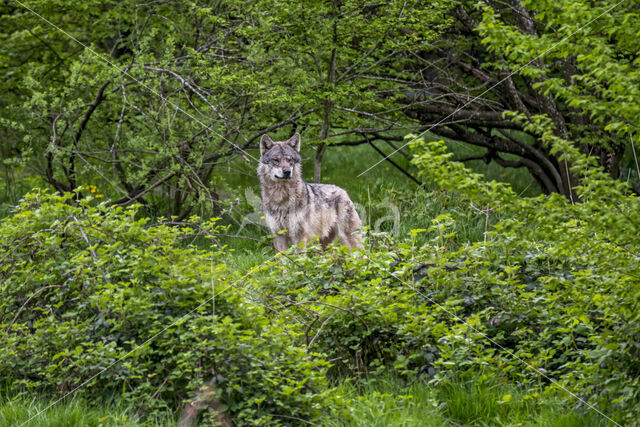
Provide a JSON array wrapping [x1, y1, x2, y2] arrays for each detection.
[[293, 233, 313, 254], [273, 234, 289, 252]]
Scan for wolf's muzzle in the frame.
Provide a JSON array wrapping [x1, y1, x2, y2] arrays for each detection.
[[281, 168, 291, 178]]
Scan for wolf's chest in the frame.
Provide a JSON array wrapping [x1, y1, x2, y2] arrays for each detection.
[[264, 204, 305, 233]]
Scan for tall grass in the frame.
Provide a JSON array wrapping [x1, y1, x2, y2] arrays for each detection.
[[0, 393, 174, 427], [325, 375, 608, 427], [4, 376, 610, 427]]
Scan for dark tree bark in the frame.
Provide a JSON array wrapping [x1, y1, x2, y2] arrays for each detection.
[[394, 0, 624, 200]]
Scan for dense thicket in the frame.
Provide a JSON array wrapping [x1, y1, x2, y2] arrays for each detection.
[[2, 155, 639, 423], [0, 192, 331, 424]]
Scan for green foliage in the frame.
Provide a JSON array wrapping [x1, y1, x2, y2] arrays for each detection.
[[0, 190, 331, 425], [250, 242, 445, 379], [2, 126, 638, 423], [188, 126, 640, 423], [227, 0, 452, 138], [241, 215, 638, 423], [470, 0, 640, 195], [409, 133, 640, 423], [478, 0, 640, 140], [0, 0, 452, 215], [3, 1, 640, 424], [323, 377, 447, 427]]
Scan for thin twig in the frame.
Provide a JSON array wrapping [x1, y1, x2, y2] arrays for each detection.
[[146, 221, 263, 244], [366, 137, 424, 188], [292, 300, 370, 331], [6, 285, 64, 333], [308, 310, 340, 347], [630, 134, 640, 181], [149, 374, 171, 401], [70, 215, 107, 282]]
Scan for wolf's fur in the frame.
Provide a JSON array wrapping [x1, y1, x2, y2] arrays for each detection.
[[257, 133, 362, 251]]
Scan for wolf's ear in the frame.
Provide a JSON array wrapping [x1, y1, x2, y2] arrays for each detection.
[[260, 134, 274, 156], [286, 133, 301, 152]]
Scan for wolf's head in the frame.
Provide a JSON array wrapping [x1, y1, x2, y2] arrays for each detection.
[[258, 133, 302, 182]]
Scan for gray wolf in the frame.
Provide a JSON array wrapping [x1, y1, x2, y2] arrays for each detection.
[[257, 133, 362, 252]]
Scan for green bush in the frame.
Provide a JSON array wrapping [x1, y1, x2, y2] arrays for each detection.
[[408, 130, 640, 423], [0, 190, 331, 425], [249, 241, 443, 379], [250, 218, 637, 423]]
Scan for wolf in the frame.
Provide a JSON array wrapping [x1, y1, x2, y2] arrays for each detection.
[[257, 133, 362, 252]]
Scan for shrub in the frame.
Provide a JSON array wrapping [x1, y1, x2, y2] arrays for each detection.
[[249, 235, 490, 383], [0, 190, 331, 425], [408, 130, 640, 423], [251, 216, 638, 423]]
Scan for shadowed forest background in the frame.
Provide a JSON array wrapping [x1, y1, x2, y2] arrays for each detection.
[[1, 0, 640, 425]]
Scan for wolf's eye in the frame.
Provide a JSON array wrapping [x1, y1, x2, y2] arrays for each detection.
[[271, 159, 279, 165]]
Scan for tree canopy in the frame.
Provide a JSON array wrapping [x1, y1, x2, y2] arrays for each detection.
[[3, 0, 640, 214], [2, 0, 452, 217]]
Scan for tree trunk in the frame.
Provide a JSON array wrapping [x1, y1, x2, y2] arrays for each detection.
[[314, 142, 328, 183], [313, 17, 338, 183]]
